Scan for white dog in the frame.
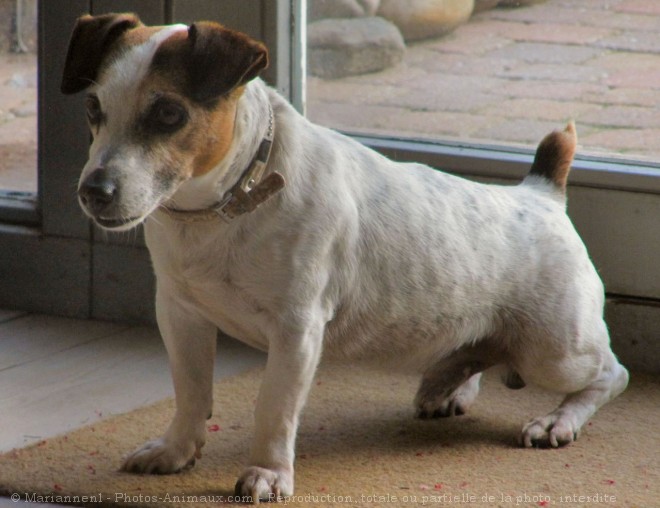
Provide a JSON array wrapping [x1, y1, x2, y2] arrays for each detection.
[[62, 13, 628, 502]]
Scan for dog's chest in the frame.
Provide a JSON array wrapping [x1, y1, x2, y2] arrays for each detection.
[[146, 221, 274, 349]]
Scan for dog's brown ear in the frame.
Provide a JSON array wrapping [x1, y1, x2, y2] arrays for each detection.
[[152, 21, 269, 106], [61, 13, 142, 94]]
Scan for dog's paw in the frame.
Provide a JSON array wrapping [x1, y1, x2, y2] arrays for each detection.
[[234, 466, 293, 503], [520, 413, 579, 448], [416, 375, 480, 419], [121, 437, 201, 474]]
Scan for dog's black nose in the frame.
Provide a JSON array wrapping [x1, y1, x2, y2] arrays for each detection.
[[79, 168, 117, 215]]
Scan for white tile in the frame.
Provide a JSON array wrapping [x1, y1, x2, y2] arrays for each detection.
[[0, 314, 129, 370], [0, 309, 27, 323], [0, 314, 265, 452]]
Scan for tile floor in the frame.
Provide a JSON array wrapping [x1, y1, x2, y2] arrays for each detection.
[[0, 309, 266, 507]]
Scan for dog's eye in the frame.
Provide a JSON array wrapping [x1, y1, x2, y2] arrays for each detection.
[[148, 100, 188, 133], [85, 95, 103, 125]]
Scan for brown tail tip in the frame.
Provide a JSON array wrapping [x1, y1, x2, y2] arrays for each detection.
[[529, 121, 577, 192]]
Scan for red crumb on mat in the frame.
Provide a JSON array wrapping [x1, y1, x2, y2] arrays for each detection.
[[207, 424, 221, 432], [604, 479, 616, 485], [434, 483, 443, 490], [538, 501, 549, 507], [87, 464, 96, 475], [53, 484, 63, 492]]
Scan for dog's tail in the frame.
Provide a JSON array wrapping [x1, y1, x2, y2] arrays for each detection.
[[526, 121, 577, 194]]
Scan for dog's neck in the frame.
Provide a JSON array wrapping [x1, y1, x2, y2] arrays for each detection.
[[160, 80, 280, 220]]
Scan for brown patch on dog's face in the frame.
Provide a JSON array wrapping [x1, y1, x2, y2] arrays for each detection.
[[129, 72, 243, 182]]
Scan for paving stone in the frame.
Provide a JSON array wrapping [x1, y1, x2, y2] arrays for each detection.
[[554, 0, 625, 9], [487, 42, 602, 64], [614, 0, 660, 15], [481, 2, 657, 31], [497, 62, 608, 83], [582, 87, 659, 108], [580, 128, 660, 158], [607, 68, 660, 90], [398, 72, 512, 94], [375, 109, 498, 139], [487, 80, 608, 101], [307, 76, 403, 106], [392, 86, 499, 114], [472, 19, 615, 45], [482, 4, 583, 24], [340, 59, 432, 87], [473, 117, 569, 144], [306, 102, 412, 132], [575, 11, 660, 32], [424, 53, 519, 76], [308, 101, 497, 139], [597, 32, 660, 54], [592, 52, 660, 89], [580, 105, 660, 129], [481, 98, 601, 122], [307, 17, 405, 79]]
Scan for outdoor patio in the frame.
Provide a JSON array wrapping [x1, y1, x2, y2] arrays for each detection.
[[307, 0, 660, 161]]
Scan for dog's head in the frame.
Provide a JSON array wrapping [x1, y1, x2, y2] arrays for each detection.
[[61, 13, 268, 230]]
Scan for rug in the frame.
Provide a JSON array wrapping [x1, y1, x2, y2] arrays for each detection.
[[0, 364, 658, 507]]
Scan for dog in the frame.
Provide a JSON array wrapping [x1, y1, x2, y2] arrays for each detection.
[[61, 13, 629, 502]]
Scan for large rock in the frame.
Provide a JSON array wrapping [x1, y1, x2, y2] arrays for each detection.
[[378, 0, 475, 41], [308, 0, 381, 21], [498, 0, 548, 6], [307, 17, 405, 79], [474, 0, 499, 13]]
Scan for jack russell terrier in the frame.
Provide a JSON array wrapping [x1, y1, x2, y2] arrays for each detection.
[[62, 13, 628, 502]]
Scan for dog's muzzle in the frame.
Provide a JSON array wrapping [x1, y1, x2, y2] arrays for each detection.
[[78, 167, 139, 229], [79, 168, 117, 215]]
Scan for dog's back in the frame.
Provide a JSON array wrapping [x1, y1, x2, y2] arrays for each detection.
[[282, 108, 587, 369]]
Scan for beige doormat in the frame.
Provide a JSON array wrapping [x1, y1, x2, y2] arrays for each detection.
[[1, 364, 658, 507]]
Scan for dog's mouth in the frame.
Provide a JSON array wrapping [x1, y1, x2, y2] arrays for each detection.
[[94, 214, 144, 231]]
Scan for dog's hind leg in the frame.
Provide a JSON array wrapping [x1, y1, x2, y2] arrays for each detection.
[[517, 320, 629, 448], [415, 341, 505, 418]]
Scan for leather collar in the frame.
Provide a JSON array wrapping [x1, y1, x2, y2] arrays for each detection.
[[159, 103, 284, 223]]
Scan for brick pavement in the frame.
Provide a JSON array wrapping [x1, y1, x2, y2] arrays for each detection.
[[307, 0, 660, 161], [0, 53, 36, 192]]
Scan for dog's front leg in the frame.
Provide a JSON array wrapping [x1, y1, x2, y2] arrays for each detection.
[[122, 289, 216, 474], [235, 324, 323, 502]]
